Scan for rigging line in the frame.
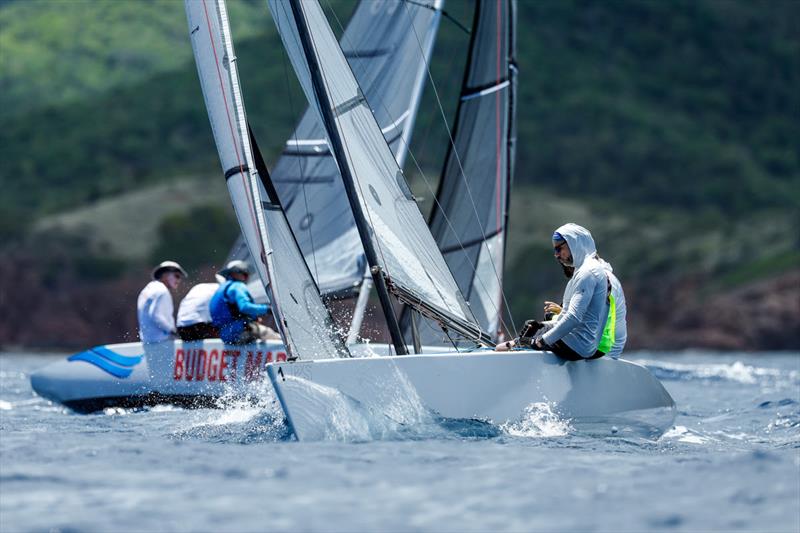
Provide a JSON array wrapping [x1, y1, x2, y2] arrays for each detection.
[[400, 0, 515, 337], [404, 0, 516, 331], [276, 11, 321, 287], [402, 0, 470, 35], [323, 0, 466, 319], [495, 0, 517, 335], [201, 0, 263, 262]]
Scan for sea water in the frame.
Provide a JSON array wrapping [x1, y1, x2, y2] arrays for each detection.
[[1, 352, 798, 532]]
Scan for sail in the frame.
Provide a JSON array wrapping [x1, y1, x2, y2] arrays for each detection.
[[402, 0, 517, 344], [185, 0, 348, 360], [269, 0, 490, 344], [233, 0, 441, 298]]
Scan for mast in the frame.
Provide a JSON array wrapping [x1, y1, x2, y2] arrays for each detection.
[[287, 0, 408, 355]]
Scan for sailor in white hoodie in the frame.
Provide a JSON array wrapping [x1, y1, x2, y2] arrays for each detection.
[[137, 261, 187, 344], [519, 223, 611, 360]]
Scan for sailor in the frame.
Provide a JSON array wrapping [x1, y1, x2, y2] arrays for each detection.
[[137, 260, 187, 344], [176, 280, 221, 342], [497, 223, 610, 360], [209, 260, 280, 344], [542, 254, 628, 359]]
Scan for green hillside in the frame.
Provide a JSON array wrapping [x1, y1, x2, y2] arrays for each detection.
[[0, 0, 268, 119], [1, 0, 797, 227], [0, 0, 798, 349]]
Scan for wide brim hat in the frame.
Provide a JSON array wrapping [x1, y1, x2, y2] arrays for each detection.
[[218, 260, 250, 279], [152, 260, 188, 280]]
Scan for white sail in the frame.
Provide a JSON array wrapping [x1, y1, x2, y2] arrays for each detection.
[[230, 0, 442, 301], [268, 0, 489, 344], [185, 0, 348, 360]]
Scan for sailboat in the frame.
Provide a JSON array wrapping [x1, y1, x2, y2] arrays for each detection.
[[254, 0, 675, 440], [32, 0, 674, 437], [29, 0, 446, 412]]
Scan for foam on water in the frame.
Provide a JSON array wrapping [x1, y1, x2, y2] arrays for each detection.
[[172, 379, 289, 443], [500, 402, 572, 438], [662, 425, 712, 444]]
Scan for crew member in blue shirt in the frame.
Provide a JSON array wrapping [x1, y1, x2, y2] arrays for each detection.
[[209, 260, 280, 344]]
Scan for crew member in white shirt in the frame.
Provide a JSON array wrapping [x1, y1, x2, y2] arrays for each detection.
[[176, 281, 220, 341], [137, 261, 187, 344]]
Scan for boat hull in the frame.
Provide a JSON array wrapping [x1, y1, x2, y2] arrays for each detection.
[[266, 351, 677, 440], [29, 340, 427, 413]]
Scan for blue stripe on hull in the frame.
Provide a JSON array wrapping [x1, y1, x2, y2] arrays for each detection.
[[68, 347, 143, 379]]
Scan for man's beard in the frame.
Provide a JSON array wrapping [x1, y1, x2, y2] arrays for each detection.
[[561, 264, 575, 279]]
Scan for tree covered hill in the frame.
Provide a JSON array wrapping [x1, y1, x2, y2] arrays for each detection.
[[1, 0, 798, 224], [0, 0, 798, 350]]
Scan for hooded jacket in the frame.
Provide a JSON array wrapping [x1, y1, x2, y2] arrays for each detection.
[[542, 224, 610, 357]]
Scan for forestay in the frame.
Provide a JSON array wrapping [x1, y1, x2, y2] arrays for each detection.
[[402, 0, 518, 345], [268, 0, 489, 344], [232, 0, 442, 299], [185, 0, 348, 360]]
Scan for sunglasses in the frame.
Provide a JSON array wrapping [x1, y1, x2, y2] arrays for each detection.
[[553, 241, 568, 253]]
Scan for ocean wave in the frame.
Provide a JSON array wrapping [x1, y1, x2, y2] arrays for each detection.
[[662, 425, 713, 444], [639, 360, 798, 386]]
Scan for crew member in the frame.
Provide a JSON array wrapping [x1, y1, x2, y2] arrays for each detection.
[[542, 254, 627, 359], [176, 281, 220, 341], [137, 260, 187, 344], [498, 223, 610, 360], [210, 260, 279, 344]]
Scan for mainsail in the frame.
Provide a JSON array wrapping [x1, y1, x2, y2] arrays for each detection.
[[231, 0, 442, 302], [268, 0, 492, 348], [402, 0, 518, 345], [185, 0, 348, 360]]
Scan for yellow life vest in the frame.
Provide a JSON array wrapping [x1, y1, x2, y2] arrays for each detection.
[[598, 293, 616, 354]]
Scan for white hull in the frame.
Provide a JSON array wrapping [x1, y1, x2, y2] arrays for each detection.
[[266, 351, 676, 440], [29, 339, 428, 413]]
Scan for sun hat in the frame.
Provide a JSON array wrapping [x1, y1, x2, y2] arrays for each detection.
[[218, 260, 250, 279], [152, 260, 188, 280]]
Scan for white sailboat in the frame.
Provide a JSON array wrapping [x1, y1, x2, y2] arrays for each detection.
[[261, 0, 675, 440], [31, 0, 675, 439], [30, 0, 444, 412]]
